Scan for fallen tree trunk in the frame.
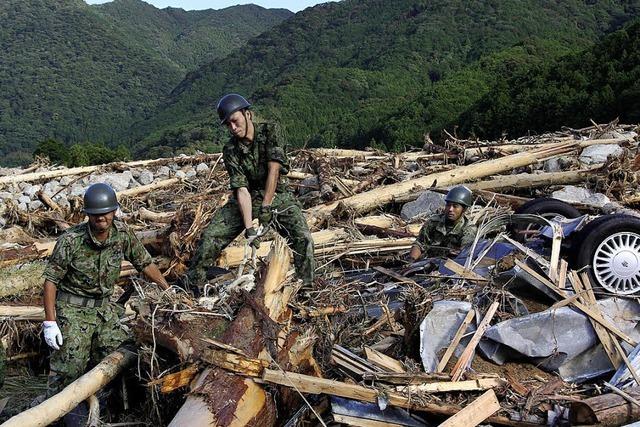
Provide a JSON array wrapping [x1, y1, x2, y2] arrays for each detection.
[[0, 306, 44, 320], [117, 178, 181, 199], [169, 236, 317, 426], [305, 142, 579, 223], [312, 155, 336, 202], [466, 169, 596, 192], [0, 154, 222, 186], [464, 137, 633, 157], [570, 386, 640, 425], [1, 350, 136, 427]]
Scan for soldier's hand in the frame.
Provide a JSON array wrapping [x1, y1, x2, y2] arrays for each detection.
[[245, 227, 261, 249], [258, 205, 273, 226], [43, 320, 63, 350]]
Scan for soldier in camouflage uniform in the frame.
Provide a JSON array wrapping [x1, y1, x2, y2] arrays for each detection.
[[188, 94, 315, 286], [409, 186, 478, 261], [42, 183, 168, 409]]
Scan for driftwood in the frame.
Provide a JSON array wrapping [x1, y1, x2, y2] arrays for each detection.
[[312, 155, 336, 202], [1, 350, 136, 427], [466, 169, 596, 192], [306, 142, 579, 222], [571, 387, 640, 425]]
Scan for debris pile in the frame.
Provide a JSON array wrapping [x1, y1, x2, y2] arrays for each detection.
[[2, 121, 640, 426]]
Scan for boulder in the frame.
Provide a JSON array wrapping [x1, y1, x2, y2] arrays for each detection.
[[0, 192, 12, 200], [54, 195, 71, 211], [196, 163, 209, 175], [138, 170, 154, 185], [400, 190, 445, 220], [23, 184, 42, 198], [90, 171, 134, 191], [70, 185, 86, 197], [157, 166, 171, 177], [28, 200, 43, 211], [175, 170, 187, 179], [579, 144, 624, 165], [185, 169, 197, 179], [543, 158, 561, 172], [18, 202, 28, 212], [43, 181, 61, 197], [60, 176, 74, 186], [551, 186, 610, 208], [17, 195, 31, 205], [298, 176, 318, 196]]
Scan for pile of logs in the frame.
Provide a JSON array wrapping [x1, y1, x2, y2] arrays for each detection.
[[2, 121, 640, 426]]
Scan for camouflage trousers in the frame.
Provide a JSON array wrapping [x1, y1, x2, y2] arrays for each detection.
[[47, 301, 127, 397], [188, 191, 315, 285]]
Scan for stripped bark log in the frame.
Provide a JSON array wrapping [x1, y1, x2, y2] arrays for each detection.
[[0, 154, 222, 186], [1, 350, 136, 427], [570, 387, 640, 425], [305, 142, 579, 223], [466, 169, 597, 192], [169, 236, 317, 426], [312, 155, 336, 202]]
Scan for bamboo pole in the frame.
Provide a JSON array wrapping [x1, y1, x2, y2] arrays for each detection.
[[305, 142, 579, 221], [1, 350, 136, 427]]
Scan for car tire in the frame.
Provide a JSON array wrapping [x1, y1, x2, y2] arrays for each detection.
[[573, 214, 640, 295], [510, 198, 581, 242]]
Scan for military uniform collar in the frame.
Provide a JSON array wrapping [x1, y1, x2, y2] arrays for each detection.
[[84, 222, 117, 248], [435, 214, 467, 235]]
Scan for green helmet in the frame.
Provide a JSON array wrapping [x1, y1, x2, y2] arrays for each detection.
[[445, 185, 473, 208], [216, 93, 251, 124], [84, 183, 119, 215]]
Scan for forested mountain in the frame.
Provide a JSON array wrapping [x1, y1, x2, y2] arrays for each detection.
[[0, 0, 291, 165], [133, 0, 640, 158]]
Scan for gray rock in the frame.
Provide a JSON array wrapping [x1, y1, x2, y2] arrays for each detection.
[[175, 170, 187, 179], [0, 216, 6, 228], [18, 202, 28, 212], [91, 171, 134, 191], [597, 131, 624, 140], [551, 186, 610, 208], [60, 176, 74, 186], [130, 169, 141, 179], [168, 162, 180, 171], [579, 144, 624, 165], [55, 195, 70, 210], [0, 191, 13, 200], [43, 182, 61, 197], [17, 195, 31, 205], [157, 166, 171, 177], [70, 185, 86, 197], [298, 176, 318, 196], [601, 202, 640, 218], [28, 200, 43, 211], [543, 158, 561, 172], [400, 190, 445, 220], [18, 182, 29, 191], [196, 163, 209, 175], [185, 169, 197, 179], [23, 184, 42, 198], [406, 161, 420, 172], [138, 170, 154, 185]]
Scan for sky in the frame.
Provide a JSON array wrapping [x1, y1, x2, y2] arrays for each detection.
[[85, 0, 338, 13]]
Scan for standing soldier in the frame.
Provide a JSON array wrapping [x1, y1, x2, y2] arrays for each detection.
[[408, 186, 478, 261], [187, 94, 315, 286], [42, 183, 169, 422]]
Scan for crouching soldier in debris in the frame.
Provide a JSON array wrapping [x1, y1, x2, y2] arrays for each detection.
[[408, 185, 478, 262], [187, 93, 315, 286], [41, 183, 169, 424]]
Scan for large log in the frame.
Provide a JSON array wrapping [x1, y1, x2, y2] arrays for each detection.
[[465, 169, 596, 192], [1, 350, 136, 427], [305, 142, 579, 222], [0, 154, 222, 186], [464, 137, 633, 157], [169, 236, 313, 426], [570, 387, 640, 425]]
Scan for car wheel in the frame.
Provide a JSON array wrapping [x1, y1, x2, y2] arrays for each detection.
[[573, 214, 640, 295], [511, 198, 581, 241]]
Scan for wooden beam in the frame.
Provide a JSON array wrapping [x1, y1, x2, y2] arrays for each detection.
[[397, 378, 506, 394], [514, 260, 637, 346], [450, 302, 500, 381], [364, 347, 405, 373], [443, 259, 488, 283], [438, 389, 501, 427], [436, 309, 476, 373]]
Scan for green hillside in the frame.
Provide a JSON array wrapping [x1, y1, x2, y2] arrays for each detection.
[[0, 0, 291, 166], [133, 0, 639, 156]]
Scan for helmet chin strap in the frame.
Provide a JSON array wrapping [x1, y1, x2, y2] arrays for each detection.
[[241, 110, 252, 141]]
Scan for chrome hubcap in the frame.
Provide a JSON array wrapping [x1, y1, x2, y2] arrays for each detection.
[[593, 232, 640, 295]]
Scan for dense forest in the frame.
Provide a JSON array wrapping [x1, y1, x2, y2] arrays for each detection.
[[2, 0, 640, 166], [132, 0, 640, 158], [0, 0, 291, 165]]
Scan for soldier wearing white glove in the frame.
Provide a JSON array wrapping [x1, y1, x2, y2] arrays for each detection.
[[42, 320, 63, 350]]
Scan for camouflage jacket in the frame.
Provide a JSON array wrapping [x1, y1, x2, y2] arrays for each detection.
[[43, 221, 153, 298], [223, 121, 290, 194], [413, 213, 478, 258]]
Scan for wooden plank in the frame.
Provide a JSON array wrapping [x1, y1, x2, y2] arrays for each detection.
[[373, 266, 418, 285], [200, 349, 269, 377], [364, 347, 405, 373], [397, 378, 506, 394], [443, 259, 488, 282], [333, 414, 404, 427], [450, 302, 499, 381], [438, 389, 501, 427], [514, 259, 637, 346], [436, 309, 475, 373], [547, 223, 563, 283]]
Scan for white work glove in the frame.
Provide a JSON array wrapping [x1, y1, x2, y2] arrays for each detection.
[[43, 320, 63, 350]]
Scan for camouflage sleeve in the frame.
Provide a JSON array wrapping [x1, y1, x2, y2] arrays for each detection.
[[123, 229, 153, 272], [265, 122, 290, 175], [413, 221, 433, 252], [43, 235, 73, 284], [223, 145, 248, 190], [460, 223, 478, 248]]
